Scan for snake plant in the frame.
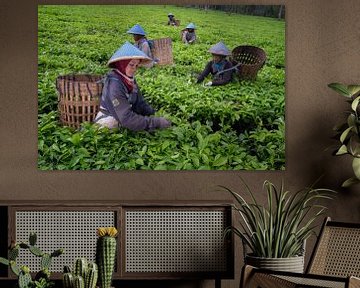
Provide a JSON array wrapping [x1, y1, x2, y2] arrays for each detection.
[[222, 178, 335, 258]]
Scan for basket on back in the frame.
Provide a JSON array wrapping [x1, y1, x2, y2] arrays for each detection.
[[57, 74, 103, 129], [152, 37, 174, 66], [231, 45, 266, 80]]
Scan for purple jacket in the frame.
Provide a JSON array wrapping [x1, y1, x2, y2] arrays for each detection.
[[99, 70, 164, 131]]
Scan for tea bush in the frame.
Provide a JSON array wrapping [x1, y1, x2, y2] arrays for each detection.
[[38, 5, 285, 170]]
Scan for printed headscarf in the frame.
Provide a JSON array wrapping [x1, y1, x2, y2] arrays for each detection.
[[113, 59, 135, 92]]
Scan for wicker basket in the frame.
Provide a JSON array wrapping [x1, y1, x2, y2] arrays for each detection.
[[57, 74, 103, 128], [231, 45, 266, 80], [152, 37, 174, 66]]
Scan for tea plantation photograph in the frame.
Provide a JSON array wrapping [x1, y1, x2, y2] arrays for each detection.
[[38, 5, 285, 170]]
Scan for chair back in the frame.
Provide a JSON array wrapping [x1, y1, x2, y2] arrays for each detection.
[[307, 217, 360, 278]]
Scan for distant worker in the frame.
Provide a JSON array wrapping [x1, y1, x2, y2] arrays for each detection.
[[127, 24, 156, 68], [167, 13, 177, 26], [94, 41, 171, 131], [196, 41, 234, 86], [182, 23, 197, 44]]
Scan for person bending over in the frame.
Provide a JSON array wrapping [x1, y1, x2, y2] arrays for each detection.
[[94, 41, 171, 131]]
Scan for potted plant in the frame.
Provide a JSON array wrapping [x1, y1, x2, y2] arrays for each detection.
[[328, 83, 360, 187], [96, 227, 118, 288], [221, 178, 335, 273], [62, 258, 98, 288], [0, 232, 64, 288]]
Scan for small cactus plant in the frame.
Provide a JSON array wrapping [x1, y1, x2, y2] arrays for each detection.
[[62, 258, 98, 288], [0, 232, 64, 288], [96, 227, 118, 288]]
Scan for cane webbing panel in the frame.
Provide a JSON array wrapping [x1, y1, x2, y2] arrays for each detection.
[[125, 210, 227, 273], [309, 226, 360, 277], [249, 272, 297, 288], [15, 211, 115, 272], [276, 275, 345, 288]]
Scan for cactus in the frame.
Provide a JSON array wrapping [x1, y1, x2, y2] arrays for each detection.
[[9, 246, 19, 260], [29, 232, 37, 246], [51, 248, 64, 257], [63, 272, 74, 288], [19, 243, 30, 249], [41, 253, 52, 270], [10, 260, 20, 276], [18, 269, 32, 288], [96, 227, 118, 288], [64, 265, 72, 273], [29, 245, 44, 257], [85, 262, 98, 288], [0, 233, 64, 288], [0, 257, 9, 266], [35, 268, 50, 282], [74, 257, 88, 279], [74, 275, 85, 288], [63, 259, 98, 288]]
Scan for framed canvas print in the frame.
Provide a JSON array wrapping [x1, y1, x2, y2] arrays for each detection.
[[38, 5, 285, 171]]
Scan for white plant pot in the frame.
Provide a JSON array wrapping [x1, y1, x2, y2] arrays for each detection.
[[245, 254, 305, 273]]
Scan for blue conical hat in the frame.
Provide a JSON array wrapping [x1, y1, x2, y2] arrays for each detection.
[[185, 22, 196, 29], [127, 24, 146, 36], [107, 41, 152, 67], [208, 41, 231, 56]]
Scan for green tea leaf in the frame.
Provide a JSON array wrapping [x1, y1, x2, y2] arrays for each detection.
[[213, 156, 228, 167]]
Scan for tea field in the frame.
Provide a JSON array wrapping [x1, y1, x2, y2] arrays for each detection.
[[38, 5, 285, 170]]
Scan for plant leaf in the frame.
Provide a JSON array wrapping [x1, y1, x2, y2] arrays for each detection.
[[352, 157, 360, 179], [328, 83, 352, 97], [340, 127, 353, 143], [342, 177, 360, 188], [347, 85, 360, 97], [347, 114, 356, 128], [212, 156, 228, 167], [351, 96, 360, 112], [336, 145, 348, 155]]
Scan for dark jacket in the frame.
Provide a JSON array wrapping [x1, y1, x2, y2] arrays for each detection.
[[196, 60, 233, 86], [182, 31, 196, 44], [99, 70, 164, 131]]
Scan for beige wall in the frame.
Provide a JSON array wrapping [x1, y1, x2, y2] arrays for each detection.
[[1, 0, 360, 287]]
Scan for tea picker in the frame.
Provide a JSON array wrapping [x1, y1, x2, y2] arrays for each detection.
[[181, 23, 197, 44], [93, 41, 171, 131], [197, 41, 234, 86], [127, 24, 157, 68]]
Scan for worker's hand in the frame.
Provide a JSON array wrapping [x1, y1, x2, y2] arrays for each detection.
[[157, 117, 172, 129], [204, 81, 212, 87]]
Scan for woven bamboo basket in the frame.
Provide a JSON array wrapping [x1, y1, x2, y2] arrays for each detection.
[[152, 37, 174, 66], [175, 20, 181, 26], [231, 45, 266, 80], [57, 74, 103, 129]]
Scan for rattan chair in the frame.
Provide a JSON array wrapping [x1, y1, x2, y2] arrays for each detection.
[[241, 217, 360, 288]]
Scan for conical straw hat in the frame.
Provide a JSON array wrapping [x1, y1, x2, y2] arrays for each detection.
[[107, 41, 152, 67], [208, 41, 231, 56], [127, 24, 146, 36]]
